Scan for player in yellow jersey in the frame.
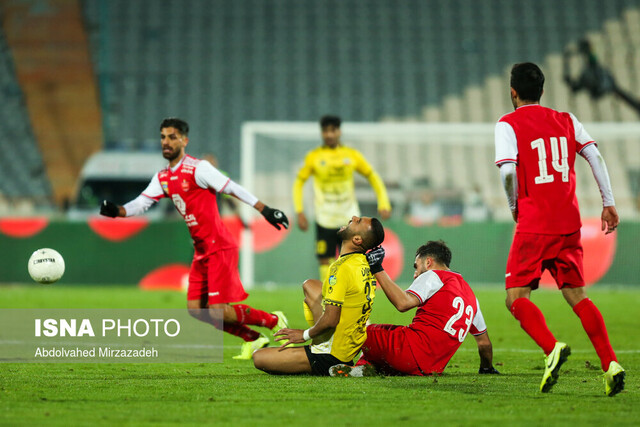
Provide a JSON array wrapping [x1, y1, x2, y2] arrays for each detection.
[[252, 216, 385, 375], [293, 115, 391, 282]]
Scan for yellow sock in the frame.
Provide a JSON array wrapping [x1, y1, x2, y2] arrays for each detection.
[[303, 301, 315, 327], [319, 264, 330, 282]]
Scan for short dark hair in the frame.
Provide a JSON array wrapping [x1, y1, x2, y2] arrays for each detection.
[[510, 62, 544, 102], [320, 115, 341, 129], [415, 240, 452, 267], [160, 117, 189, 136], [363, 218, 385, 250]]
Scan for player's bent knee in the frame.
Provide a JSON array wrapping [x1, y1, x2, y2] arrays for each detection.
[[253, 348, 277, 372], [252, 348, 266, 370], [302, 279, 321, 295]]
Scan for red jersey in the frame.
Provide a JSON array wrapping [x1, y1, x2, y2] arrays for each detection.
[[495, 105, 595, 235], [404, 270, 485, 374], [145, 155, 237, 257]]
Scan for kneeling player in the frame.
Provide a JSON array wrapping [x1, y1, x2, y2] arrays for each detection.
[[331, 241, 499, 377], [253, 216, 385, 375]]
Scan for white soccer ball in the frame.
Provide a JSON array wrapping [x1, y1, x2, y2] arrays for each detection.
[[28, 248, 65, 284]]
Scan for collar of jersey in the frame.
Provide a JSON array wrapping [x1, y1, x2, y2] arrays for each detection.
[[168, 155, 187, 173]]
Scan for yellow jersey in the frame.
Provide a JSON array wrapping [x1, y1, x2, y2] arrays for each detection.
[[293, 145, 391, 228], [310, 252, 376, 362]]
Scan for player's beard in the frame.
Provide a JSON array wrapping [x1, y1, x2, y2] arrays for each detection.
[[162, 146, 181, 162], [336, 226, 350, 242]]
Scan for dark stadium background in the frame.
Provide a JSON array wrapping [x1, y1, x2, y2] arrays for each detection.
[[0, 0, 639, 286]]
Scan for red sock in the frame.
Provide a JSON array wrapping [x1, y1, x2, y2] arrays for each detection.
[[573, 298, 617, 371], [510, 297, 557, 355], [233, 304, 277, 329], [355, 358, 372, 367], [223, 322, 260, 342]]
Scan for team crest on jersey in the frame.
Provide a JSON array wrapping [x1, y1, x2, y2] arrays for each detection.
[[343, 158, 351, 165], [329, 275, 337, 286], [161, 181, 169, 195], [181, 179, 190, 192]]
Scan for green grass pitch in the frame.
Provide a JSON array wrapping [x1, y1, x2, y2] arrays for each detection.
[[1, 283, 638, 426]]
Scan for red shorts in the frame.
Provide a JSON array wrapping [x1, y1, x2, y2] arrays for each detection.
[[506, 231, 585, 290], [361, 324, 423, 376], [187, 249, 249, 305]]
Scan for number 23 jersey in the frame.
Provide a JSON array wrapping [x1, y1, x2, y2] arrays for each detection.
[[495, 104, 596, 235], [405, 270, 486, 373]]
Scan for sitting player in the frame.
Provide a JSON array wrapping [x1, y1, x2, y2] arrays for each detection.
[[330, 240, 499, 376], [252, 216, 385, 375]]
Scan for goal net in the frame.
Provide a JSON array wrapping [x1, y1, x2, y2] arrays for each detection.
[[239, 121, 640, 286]]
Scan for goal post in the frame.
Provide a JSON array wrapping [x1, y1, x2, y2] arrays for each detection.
[[239, 121, 640, 287]]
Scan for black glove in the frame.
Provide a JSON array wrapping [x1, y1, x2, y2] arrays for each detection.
[[261, 205, 289, 230], [478, 366, 500, 374], [366, 246, 385, 274], [100, 200, 120, 218]]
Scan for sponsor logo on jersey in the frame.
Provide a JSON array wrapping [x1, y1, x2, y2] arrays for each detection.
[[181, 179, 190, 192], [161, 181, 169, 194], [329, 275, 337, 286], [182, 165, 195, 175], [170, 176, 178, 180]]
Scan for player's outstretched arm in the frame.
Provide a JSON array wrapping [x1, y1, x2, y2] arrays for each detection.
[[366, 247, 419, 312], [375, 271, 419, 313], [474, 332, 500, 374]]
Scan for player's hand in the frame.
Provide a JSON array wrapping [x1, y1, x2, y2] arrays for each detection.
[[478, 366, 500, 374], [366, 246, 385, 274], [378, 209, 391, 220], [601, 205, 619, 234], [297, 212, 308, 231], [100, 200, 120, 218], [274, 328, 305, 349], [261, 205, 289, 230]]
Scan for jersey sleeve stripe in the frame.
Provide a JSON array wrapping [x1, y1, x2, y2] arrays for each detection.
[[323, 299, 343, 307], [406, 289, 424, 305], [218, 177, 231, 193], [495, 158, 517, 165], [577, 140, 596, 153]]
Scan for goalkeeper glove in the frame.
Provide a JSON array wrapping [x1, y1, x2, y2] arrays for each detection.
[[100, 200, 120, 218], [366, 246, 385, 274], [478, 366, 500, 374], [261, 205, 289, 230]]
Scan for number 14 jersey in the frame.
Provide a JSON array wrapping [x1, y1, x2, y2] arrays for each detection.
[[495, 104, 596, 235]]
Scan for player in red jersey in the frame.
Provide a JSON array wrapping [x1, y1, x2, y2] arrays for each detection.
[[329, 241, 499, 377], [495, 63, 624, 396], [99, 118, 290, 360]]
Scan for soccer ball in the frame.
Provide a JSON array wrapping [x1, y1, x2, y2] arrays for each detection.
[[28, 248, 65, 284]]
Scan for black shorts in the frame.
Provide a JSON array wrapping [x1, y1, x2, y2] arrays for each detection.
[[304, 345, 353, 376], [315, 223, 341, 259]]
